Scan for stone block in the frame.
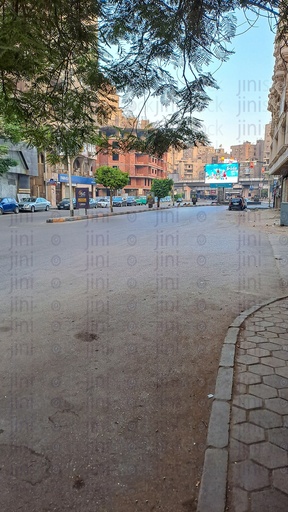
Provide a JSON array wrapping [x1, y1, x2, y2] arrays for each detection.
[[196, 448, 228, 512], [232, 459, 269, 491], [250, 441, 288, 469], [232, 422, 265, 444], [207, 400, 230, 449], [214, 367, 233, 400], [233, 394, 262, 410], [219, 344, 235, 367], [249, 409, 282, 429], [265, 397, 288, 415], [249, 383, 278, 399], [268, 428, 288, 450], [251, 489, 288, 512]]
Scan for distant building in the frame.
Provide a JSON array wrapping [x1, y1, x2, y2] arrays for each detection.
[[230, 141, 256, 162], [167, 144, 231, 181]]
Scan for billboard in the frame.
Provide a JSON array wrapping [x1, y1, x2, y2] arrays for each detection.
[[205, 163, 239, 184], [76, 188, 90, 209]]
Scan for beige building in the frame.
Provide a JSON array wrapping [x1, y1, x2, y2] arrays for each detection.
[[230, 141, 256, 162], [268, 33, 288, 215], [167, 145, 231, 181]]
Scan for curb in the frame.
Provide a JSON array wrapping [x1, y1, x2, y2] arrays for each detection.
[[196, 295, 288, 512], [46, 207, 151, 223]]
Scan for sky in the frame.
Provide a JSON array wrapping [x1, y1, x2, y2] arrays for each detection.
[[122, 9, 277, 153]]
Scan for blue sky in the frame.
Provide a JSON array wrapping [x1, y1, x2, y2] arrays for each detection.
[[199, 10, 276, 152], [125, 9, 277, 153]]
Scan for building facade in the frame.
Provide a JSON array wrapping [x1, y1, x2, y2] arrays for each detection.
[[96, 145, 167, 196], [0, 140, 38, 199], [268, 33, 288, 214], [167, 144, 232, 181]]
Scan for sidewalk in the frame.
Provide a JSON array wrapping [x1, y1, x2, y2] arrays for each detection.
[[196, 208, 288, 512], [197, 297, 288, 512]]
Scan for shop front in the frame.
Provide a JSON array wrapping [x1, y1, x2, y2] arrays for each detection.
[[58, 173, 96, 199]]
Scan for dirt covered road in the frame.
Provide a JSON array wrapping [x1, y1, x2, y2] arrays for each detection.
[[0, 206, 286, 512]]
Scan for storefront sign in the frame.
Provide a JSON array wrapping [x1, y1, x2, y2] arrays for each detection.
[[58, 174, 96, 185], [76, 188, 90, 209]]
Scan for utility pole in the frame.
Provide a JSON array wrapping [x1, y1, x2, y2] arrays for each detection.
[[44, 150, 48, 200], [67, 155, 74, 217]]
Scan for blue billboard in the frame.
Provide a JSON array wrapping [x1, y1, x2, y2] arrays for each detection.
[[205, 163, 239, 185]]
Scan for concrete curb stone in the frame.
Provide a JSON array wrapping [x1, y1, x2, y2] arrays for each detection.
[[46, 207, 150, 223]]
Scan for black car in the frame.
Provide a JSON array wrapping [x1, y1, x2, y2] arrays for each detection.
[[228, 197, 246, 211], [112, 197, 127, 207], [57, 198, 76, 209], [126, 196, 137, 206]]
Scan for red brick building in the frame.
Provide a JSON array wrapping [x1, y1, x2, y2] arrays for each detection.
[[96, 145, 168, 196]]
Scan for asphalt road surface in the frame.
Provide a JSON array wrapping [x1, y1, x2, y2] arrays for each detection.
[[0, 205, 282, 511]]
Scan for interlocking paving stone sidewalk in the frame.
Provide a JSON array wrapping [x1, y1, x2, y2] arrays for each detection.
[[227, 298, 288, 512]]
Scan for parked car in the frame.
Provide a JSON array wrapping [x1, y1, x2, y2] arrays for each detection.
[[57, 198, 76, 210], [0, 197, 19, 214], [97, 198, 109, 208], [126, 196, 137, 206], [228, 197, 247, 211], [112, 197, 127, 207], [19, 197, 51, 212], [135, 196, 147, 205], [89, 198, 98, 208]]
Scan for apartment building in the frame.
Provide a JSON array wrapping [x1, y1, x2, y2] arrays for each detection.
[[268, 33, 288, 216], [97, 142, 167, 196], [230, 141, 256, 162], [167, 145, 231, 181]]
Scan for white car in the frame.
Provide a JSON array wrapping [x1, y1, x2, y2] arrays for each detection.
[[19, 197, 51, 212], [97, 198, 109, 208]]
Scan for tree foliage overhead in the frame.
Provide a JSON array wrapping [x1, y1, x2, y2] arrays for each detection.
[[0, 0, 281, 157]]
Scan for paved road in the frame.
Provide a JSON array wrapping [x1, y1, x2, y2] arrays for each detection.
[[0, 205, 283, 511]]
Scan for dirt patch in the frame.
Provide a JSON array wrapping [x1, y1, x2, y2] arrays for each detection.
[[75, 331, 99, 342]]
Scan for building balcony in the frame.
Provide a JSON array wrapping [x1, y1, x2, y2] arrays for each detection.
[[269, 144, 288, 176]]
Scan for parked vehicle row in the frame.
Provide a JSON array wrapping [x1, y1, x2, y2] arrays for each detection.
[[1, 194, 151, 215], [0, 196, 51, 214], [57, 196, 147, 209]]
